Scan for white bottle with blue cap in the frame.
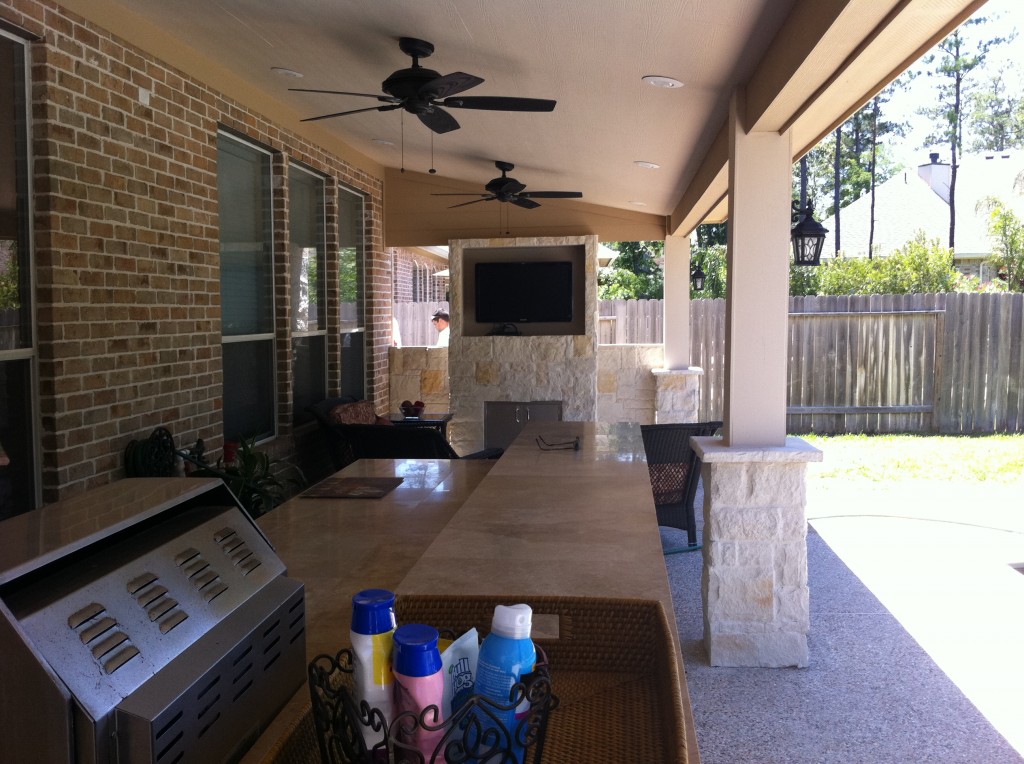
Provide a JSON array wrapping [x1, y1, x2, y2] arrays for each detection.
[[474, 603, 537, 763], [350, 588, 397, 751]]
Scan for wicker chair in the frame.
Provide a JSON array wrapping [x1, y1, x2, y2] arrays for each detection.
[[640, 421, 723, 552]]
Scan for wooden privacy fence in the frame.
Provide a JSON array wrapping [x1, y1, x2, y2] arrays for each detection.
[[394, 301, 450, 347], [691, 293, 1024, 434], [599, 299, 664, 344], [396, 294, 1023, 434]]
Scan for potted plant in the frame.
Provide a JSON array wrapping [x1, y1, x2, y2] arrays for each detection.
[[196, 436, 306, 517]]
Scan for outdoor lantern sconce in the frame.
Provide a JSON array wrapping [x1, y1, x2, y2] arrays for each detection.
[[690, 265, 706, 291], [791, 200, 828, 266]]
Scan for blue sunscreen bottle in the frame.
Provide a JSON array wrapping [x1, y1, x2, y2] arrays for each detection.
[[473, 604, 536, 763]]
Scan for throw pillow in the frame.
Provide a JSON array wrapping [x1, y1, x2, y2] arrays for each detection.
[[328, 400, 378, 426]]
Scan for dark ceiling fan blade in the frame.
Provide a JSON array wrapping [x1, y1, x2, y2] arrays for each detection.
[[419, 72, 484, 99], [289, 88, 400, 103], [441, 96, 556, 112], [300, 104, 401, 123], [449, 197, 496, 208], [418, 107, 461, 134], [431, 193, 492, 197], [519, 191, 583, 199], [511, 197, 541, 210]]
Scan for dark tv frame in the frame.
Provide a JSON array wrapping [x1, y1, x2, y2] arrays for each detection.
[[460, 243, 586, 337], [474, 260, 573, 324]]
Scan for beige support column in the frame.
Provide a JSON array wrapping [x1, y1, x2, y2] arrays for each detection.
[[695, 89, 822, 668], [653, 231, 703, 422], [663, 235, 691, 369], [724, 90, 790, 448]]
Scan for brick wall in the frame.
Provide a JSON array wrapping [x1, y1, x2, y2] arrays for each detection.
[[392, 246, 448, 303], [2, 0, 389, 501]]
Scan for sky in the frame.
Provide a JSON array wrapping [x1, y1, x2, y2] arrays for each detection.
[[886, 0, 1024, 168]]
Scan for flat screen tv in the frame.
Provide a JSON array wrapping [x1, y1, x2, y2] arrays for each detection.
[[475, 261, 573, 324]]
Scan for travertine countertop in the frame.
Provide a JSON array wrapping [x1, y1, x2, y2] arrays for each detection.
[[247, 421, 695, 763]]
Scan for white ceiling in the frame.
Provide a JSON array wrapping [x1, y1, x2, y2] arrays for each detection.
[[59, 0, 983, 226]]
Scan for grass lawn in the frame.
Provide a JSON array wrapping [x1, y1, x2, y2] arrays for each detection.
[[801, 433, 1024, 483]]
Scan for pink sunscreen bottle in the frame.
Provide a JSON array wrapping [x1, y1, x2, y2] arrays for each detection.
[[392, 623, 447, 763]]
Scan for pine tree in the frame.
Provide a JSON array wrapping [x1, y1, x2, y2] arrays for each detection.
[[917, 16, 1007, 249]]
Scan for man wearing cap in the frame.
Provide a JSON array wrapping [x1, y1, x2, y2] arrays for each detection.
[[431, 309, 450, 347]]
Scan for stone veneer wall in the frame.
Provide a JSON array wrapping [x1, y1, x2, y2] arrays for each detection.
[[389, 342, 704, 440], [446, 236, 599, 454], [596, 344, 663, 424], [388, 347, 449, 414]]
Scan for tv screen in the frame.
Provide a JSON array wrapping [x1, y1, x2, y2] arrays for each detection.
[[475, 261, 573, 324]]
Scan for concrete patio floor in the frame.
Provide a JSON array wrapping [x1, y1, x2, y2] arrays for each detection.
[[667, 473, 1024, 763]]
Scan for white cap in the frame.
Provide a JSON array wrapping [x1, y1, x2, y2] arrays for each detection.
[[491, 603, 532, 639]]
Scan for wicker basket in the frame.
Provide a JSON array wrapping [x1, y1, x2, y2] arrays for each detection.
[[254, 595, 687, 764], [395, 595, 688, 764]]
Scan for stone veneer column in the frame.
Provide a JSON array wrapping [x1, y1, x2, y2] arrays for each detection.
[[651, 367, 703, 423], [692, 436, 822, 667]]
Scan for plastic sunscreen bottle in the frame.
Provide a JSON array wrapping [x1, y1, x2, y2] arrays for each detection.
[[474, 604, 537, 764], [392, 623, 447, 763], [350, 589, 397, 751]]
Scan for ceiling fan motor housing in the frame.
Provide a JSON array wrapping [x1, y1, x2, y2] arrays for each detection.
[[382, 67, 442, 107]]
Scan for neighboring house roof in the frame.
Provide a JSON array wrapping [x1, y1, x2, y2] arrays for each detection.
[[818, 151, 1024, 260]]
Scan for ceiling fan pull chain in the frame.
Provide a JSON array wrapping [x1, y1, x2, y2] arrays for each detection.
[[429, 131, 436, 175], [400, 111, 405, 173]]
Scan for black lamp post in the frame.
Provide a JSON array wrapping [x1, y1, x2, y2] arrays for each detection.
[[791, 201, 828, 266], [690, 264, 706, 291]]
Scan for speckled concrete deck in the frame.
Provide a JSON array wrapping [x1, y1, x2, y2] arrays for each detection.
[[667, 477, 1024, 764]]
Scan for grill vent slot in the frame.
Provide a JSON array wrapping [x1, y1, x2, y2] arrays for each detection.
[[68, 602, 142, 674], [123, 587, 305, 764], [132, 576, 190, 635]]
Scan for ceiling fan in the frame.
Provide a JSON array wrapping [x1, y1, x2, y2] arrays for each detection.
[[433, 161, 583, 209], [290, 37, 556, 134]]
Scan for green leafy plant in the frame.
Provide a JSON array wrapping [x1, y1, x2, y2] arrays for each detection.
[[815, 234, 960, 295], [977, 195, 1024, 291], [199, 436, 306, 516]]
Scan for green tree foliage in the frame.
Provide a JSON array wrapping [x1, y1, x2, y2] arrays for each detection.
[[0, 240, 19, 310], [969, 69, 1024, 152], [690, 245, 727, 299], [815, 234, 961, 295], [339, 246, 358, 302], [695, 223, 727, 248], [598, 241, 664, 299], [976, 196, 1024, 291], [795, 89, 905, 222]]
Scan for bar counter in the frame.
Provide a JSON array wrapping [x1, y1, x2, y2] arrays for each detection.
[[244, 421, 697, 762]]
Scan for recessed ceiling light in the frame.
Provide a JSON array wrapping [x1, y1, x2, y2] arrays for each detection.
[[271, 67, 304, 78], [372, 139, 395, 146], [642, 75, 683, 89], [633, 160, 660, 169], [628, 201, 647, 206]]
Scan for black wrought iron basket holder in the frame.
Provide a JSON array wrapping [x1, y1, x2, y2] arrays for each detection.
[[308, 644, 558, 764]]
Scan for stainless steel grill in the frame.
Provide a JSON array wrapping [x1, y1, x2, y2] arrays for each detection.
[[0, 478, 306, 764]]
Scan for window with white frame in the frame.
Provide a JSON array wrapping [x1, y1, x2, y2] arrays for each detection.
[[289, 164, 327, 424], [0, 30, 37, 518], [337, 185, 366, 401], [217, 132, 275, 442]]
